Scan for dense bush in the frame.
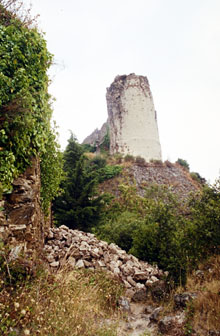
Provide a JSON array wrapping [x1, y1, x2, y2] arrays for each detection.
[[96, 182, 220, 286], [0, 4, 62, 212], [95, 211, 142, 252], [187, 182, 220, 258]]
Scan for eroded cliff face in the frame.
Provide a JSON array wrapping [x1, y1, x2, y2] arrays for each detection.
[[106, 74, 162, 161], [0, 158, 50, 249]]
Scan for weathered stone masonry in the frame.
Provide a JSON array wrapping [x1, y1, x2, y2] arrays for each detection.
[[106, 74, 162, 161], [0, 158, 50, 248]]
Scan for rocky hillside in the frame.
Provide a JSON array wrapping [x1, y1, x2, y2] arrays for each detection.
[[100, 160, 201, 200]]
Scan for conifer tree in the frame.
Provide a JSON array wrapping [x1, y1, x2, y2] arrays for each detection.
[[52, 133, 104, 231]]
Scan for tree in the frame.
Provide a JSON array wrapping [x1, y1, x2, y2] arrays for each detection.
[[52, 134, 105, 231]]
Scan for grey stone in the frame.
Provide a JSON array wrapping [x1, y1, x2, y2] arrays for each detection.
[[174, 292, 197, 309], [158, 316, 175, 333], [50, 261, 59, 267], [132, 288, 147, 302], [75, 259, 84, 268], [118, 296, 131, 312], [149, 307, 163, 322]]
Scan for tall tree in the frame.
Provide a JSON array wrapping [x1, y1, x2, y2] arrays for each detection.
[[52, 134, 104, 231]]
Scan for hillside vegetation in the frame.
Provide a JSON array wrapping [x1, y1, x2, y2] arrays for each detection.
[[0, 0, 62, 212], [0, 2, 220, 335]]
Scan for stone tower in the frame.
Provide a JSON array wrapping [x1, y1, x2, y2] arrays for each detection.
[[106, 74, 162, 161]]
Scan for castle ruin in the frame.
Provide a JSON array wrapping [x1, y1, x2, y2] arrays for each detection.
[[106, 74, 162, 161]]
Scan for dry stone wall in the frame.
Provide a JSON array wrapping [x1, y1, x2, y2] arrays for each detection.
[[44, 226, 166, 298], [0, 158, 49, 249], [106, 74, 162, 161]]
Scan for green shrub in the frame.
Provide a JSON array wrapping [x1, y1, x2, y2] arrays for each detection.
[[112, 153, 123, 164], [95, 211, 142, 252], [135, 156, 146, 166], [187, 181, 220, 258], [190, 172, 206, 185], [130, 195, 188, 286], [90, 155, 107, 169], [100, 130, 110, 153], [124, 154, 135, 162], [98, 165, 122, 183], [176, 158, 190, 170], [81, 143, 96, 153], [150, 159, 163, 166]]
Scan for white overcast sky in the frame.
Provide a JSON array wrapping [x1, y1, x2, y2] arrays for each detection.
[[22, 0, 220, 183]]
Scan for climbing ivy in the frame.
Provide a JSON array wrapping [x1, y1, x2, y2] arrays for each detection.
[[0, 6, 63, 212]]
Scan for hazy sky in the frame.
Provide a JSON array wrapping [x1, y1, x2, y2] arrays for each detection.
[[22, 0, 220, 183]]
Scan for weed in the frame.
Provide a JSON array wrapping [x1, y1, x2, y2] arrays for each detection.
[[0, 252, 123, 336]]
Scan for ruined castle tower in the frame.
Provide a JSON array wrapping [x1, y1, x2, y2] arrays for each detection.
[[106, 74, 162, 161]]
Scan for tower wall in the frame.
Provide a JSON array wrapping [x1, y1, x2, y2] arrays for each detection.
[[106, 74, 162, 161]]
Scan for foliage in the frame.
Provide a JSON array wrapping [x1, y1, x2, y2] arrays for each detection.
[[81, 143, 96, 153], [176, 158, 190, 170], [52, 135, 105, 231], [135, 156, 146, 166], [95, 211, 142, 252], [89, 155, 107, 170], [0, 8, 62, 212], [187, 181, 220, 258], [124, 154, 135, 162], [0, 0, 39, 28], [97, 165, 122, 183], [99, 128, 110, 153], [184, 255, 220, 334], [0, 244, 123, 336], [96, 182, 220, 286], [190, 171, 206, 185], [130, 196, 188, 285], [88, 155, 122, 182], [40, 125, 63, 214], [149, 159, 163, 165]]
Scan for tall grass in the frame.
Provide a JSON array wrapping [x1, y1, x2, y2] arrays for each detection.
[[0, 254, 124, 336]]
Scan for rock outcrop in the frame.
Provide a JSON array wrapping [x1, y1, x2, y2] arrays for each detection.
[[82, 122, 108, 147], [106, 74, 162, 161], [44, 226, 166, 298]]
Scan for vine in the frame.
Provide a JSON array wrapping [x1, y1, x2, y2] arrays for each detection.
[[0, 4, 63, 213]]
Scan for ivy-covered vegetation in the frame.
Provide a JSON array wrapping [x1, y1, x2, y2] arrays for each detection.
[[0, 1, 62, 212]]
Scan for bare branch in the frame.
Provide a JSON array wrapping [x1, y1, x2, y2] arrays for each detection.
[[0, 0, 39, 28]]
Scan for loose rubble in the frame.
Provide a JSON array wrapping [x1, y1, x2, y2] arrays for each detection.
[[44, 225, 166, 297]]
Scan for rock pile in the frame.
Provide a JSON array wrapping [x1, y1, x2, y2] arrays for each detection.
[[44, 226, 166, 297]]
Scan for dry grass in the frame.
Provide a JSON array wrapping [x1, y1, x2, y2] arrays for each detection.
[[185, 255, 220, 334], [83, 152, 97, 160], [0, 256, 124, 336]]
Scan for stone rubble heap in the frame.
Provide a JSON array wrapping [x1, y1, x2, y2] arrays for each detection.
[[44, 225, 166, 296]]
